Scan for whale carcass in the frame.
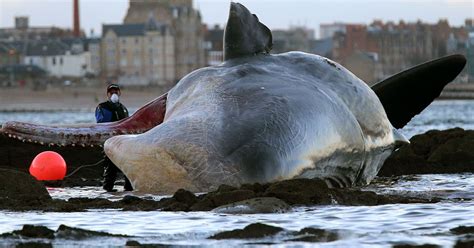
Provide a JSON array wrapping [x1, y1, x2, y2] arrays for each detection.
[[1, 3, 466, 193]]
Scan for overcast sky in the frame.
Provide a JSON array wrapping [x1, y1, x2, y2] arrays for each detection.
[[0, 0, 473, 38]]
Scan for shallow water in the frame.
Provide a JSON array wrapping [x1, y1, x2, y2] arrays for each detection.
[[0, 174, 472, 247], [0, 100, 473, 246]]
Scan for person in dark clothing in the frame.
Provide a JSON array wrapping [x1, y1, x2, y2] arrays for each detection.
[[95, 84, 133, 192]]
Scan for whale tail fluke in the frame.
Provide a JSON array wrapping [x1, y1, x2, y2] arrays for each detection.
[[371, 54, 466, 129]]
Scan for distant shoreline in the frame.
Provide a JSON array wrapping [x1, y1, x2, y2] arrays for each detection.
[[0, 83, 473, 112], [0, 86, 169, 112]]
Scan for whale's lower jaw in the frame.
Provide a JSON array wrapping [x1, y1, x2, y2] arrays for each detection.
[[104, 135, 198, 194]]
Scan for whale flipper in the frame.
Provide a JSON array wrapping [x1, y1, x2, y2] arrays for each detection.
[[372, 54, 466, 129], [224, 2, 272, 60]]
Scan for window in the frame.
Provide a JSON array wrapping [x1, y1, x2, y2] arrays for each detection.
[[135, 38, 139, 44], [52, 57, 56, 65], [134, 58, 141, 66], [29, 58, 33, 65], [120, 58, 127, 66], [122, 38, 126, 44], [60, 57, 63, 65]]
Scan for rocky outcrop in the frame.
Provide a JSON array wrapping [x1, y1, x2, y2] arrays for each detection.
[[0, 224, 129, 240], [208, 223, 340, 242], [0, 133, 103, 187], [212, 197, 290, 214], [0, 177, 440, 212], [209, 223, 284, 239], [379, 128, 474, 176], [0, 169, 51, 210]]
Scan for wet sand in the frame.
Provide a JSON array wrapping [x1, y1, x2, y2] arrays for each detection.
[[0, 86, 168, 112]]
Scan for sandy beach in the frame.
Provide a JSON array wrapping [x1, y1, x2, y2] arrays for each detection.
[[0, 86, 170, 112]]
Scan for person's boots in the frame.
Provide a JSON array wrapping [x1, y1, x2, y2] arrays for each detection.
[[124, 177, 133, 191], [102, 158, 118, 192]]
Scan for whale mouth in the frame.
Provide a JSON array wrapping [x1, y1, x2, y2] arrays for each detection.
[[0, 93, 167, 147]]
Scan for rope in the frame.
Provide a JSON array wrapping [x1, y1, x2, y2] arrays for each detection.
[[65, 159, 104, 178]]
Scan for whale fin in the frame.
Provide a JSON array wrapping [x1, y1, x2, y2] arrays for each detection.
[[372, 54, 466, 129], [224, 2, 272, 60]]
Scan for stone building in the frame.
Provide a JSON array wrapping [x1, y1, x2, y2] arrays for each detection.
[[204, 24, 224, 66], [272, 26, 315, 53], [123, 0, 205, 81], [329, 20, 469, 80], [101, 20, 175, 86], [0, 42, 21, 66], [0, 16, 80, 41], [23, 40, 94, 77]]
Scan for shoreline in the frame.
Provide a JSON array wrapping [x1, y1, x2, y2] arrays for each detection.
[[1, 83, 474, 112], [0, 86, 170, 112]]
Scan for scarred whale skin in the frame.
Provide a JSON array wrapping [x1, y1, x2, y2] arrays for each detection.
[[105, 52, 399, 193]]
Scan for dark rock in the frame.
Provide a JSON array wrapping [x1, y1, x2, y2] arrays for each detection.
[[454, 238, 474, 248], [189, 196, 215, 211], [2, 225, 55, 239], [240, 182, 269, 194], [124, 240, 171, 247], [379, 128, 474, 176], [212, 197, 290, 214], [126, 240, 141, 246], [287, 227, 339, 242], [263, 178, 331, 205], [0, 169, 51, 210], [208, 223, 284, 239], [120, 197, 162, 211], [340, 187, 440, 205], [189, 189, 256, 211], [216, 184, 238, 192], [121, 195, 143, 204], [16, 243, 53, 248], [0, 175, 440, 212], [392, 244, 440, 248], [56, 224, 129, 239], [172, 189, 197, 206], [451, 226, 474, 235], [209, 189, 256, 206], [126, 240, 141, 245]]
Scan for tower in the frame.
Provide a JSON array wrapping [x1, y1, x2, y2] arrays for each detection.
[[73, 0, 80, 37]]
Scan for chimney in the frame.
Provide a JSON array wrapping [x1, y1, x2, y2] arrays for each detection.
[[73, 0, 80, 37]]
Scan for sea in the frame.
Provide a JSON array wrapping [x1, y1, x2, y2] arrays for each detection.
[[0, 100, 473, 247]]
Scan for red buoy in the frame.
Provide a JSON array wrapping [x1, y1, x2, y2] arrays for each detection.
[[29, 151, 67, 180]]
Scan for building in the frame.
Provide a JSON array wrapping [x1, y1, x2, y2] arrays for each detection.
[[310, 38, 333, 58], [61, 37, 102, 76], [23, 40, 93, 77], [86, 38, 101, 75], [320, 23, 348, 39], [0, 17, 79, 42], [0, 42, 22, 66], [326, 19, 470, 81], [272, 26, 315, 53], [123, 0, 205, 82], [101, 20, 175, 86], [465, 19, 474, 81], [204, 24, 224, 66]]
